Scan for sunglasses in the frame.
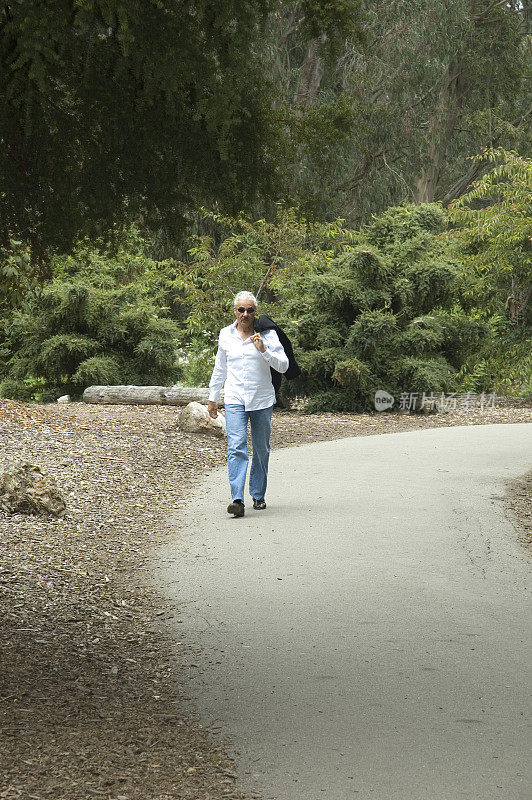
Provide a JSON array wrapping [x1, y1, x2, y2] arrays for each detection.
[[237, 307, 256, 314]]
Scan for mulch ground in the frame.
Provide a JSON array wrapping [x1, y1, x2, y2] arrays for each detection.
[[0, 399, 530, 800]]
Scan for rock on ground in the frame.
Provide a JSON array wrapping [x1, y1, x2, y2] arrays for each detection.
[[178, 401, 226, 437], [0, 462, 66, 517]]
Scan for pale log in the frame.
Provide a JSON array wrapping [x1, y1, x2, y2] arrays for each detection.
[[83, 385, 223, 406]]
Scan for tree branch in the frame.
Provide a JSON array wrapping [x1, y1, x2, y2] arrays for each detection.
[[472, 0, 509, 23], [441, 105, 532, 206]]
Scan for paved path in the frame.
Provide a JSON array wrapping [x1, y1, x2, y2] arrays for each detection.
[[155, 424, 532, 800]]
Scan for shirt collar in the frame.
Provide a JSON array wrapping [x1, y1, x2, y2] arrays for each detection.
[[231, 319, 256, 339]]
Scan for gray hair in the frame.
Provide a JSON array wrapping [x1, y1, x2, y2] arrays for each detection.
[[233, 291, 258, 309]]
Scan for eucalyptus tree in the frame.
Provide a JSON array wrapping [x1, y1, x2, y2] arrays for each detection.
[[269, 0, 530, 223]]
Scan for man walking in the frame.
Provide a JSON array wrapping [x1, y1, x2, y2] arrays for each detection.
[[207, 291, 289, 517]]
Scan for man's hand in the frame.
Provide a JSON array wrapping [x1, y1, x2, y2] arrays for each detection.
[[250, 333, 266, 353], [207, 400, 218, 419]]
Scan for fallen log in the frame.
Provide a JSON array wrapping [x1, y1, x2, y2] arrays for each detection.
[[83, 384, 224, 406]]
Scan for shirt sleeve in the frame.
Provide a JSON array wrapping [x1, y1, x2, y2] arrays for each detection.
[[208, 332, 227, 401], [260, 330, 289, 374]]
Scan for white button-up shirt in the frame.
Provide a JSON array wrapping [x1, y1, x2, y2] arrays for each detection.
[[209, 321, 289, 411]]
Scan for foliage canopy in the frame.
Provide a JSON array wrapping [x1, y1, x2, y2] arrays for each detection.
[[270, 0, 531, 223], [0, 0, 282, 251], [0, 0, 367, 253], [448, 149, 531, 322]]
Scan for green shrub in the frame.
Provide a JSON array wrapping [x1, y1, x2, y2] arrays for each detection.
[[71, 356, 123, 387], [284, 203, 460, 411], [1, 263, 180, 401], [445, 150, 531, 394]]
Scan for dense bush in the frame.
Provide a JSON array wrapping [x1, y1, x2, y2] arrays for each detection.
[[446, 150, 531, 394], [1, 188, 528, 406], [279, 204, 490, 411], [0, 235, 180, 401], [164, 208, 357, 386]]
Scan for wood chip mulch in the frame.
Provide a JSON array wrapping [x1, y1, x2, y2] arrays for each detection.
[[0, 399, 530, 800]]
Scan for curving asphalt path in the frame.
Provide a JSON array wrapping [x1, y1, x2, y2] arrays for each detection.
[[155, 423, 532, 800]]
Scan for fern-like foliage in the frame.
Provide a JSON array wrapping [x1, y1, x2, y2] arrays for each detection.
[[284, 204, 461, 410], [0, 238, 180, 399]]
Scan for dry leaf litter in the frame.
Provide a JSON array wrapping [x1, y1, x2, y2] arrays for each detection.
[[0, 399, 530, 800]]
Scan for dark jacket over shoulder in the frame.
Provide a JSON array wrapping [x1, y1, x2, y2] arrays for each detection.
[[254, 314, 301, 395]]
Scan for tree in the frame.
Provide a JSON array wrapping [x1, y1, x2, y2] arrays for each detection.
[[266, 0, 530, 224], [155, 207, 357, 386], [448, 149, 531, 321], [0, 238, 36, 374], [0, 0, 365, 256], [0, 238, 33, 316], [412, 1, 530, 205], [0, 0, 281, 254]]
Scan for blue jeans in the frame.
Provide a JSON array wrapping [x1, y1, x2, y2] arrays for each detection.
[[225, 404, 273, 503]]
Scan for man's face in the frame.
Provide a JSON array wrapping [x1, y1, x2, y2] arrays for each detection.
[[234, 302, 256, 324]]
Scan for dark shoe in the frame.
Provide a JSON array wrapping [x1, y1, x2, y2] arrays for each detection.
[[227, 500, 245, 517], [253, 498, 266, 510]]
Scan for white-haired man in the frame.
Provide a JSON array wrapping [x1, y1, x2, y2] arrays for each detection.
[[208, 291, 289, 517]]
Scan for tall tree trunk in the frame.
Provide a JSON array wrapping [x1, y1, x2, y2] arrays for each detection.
[[441, 159, 487, 206], [293, 35, 326, 111], [415, 61, 466, 203]]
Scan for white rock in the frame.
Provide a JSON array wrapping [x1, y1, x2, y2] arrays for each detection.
[[57, 394, 70, 403], [178, 402, 226, 437]]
